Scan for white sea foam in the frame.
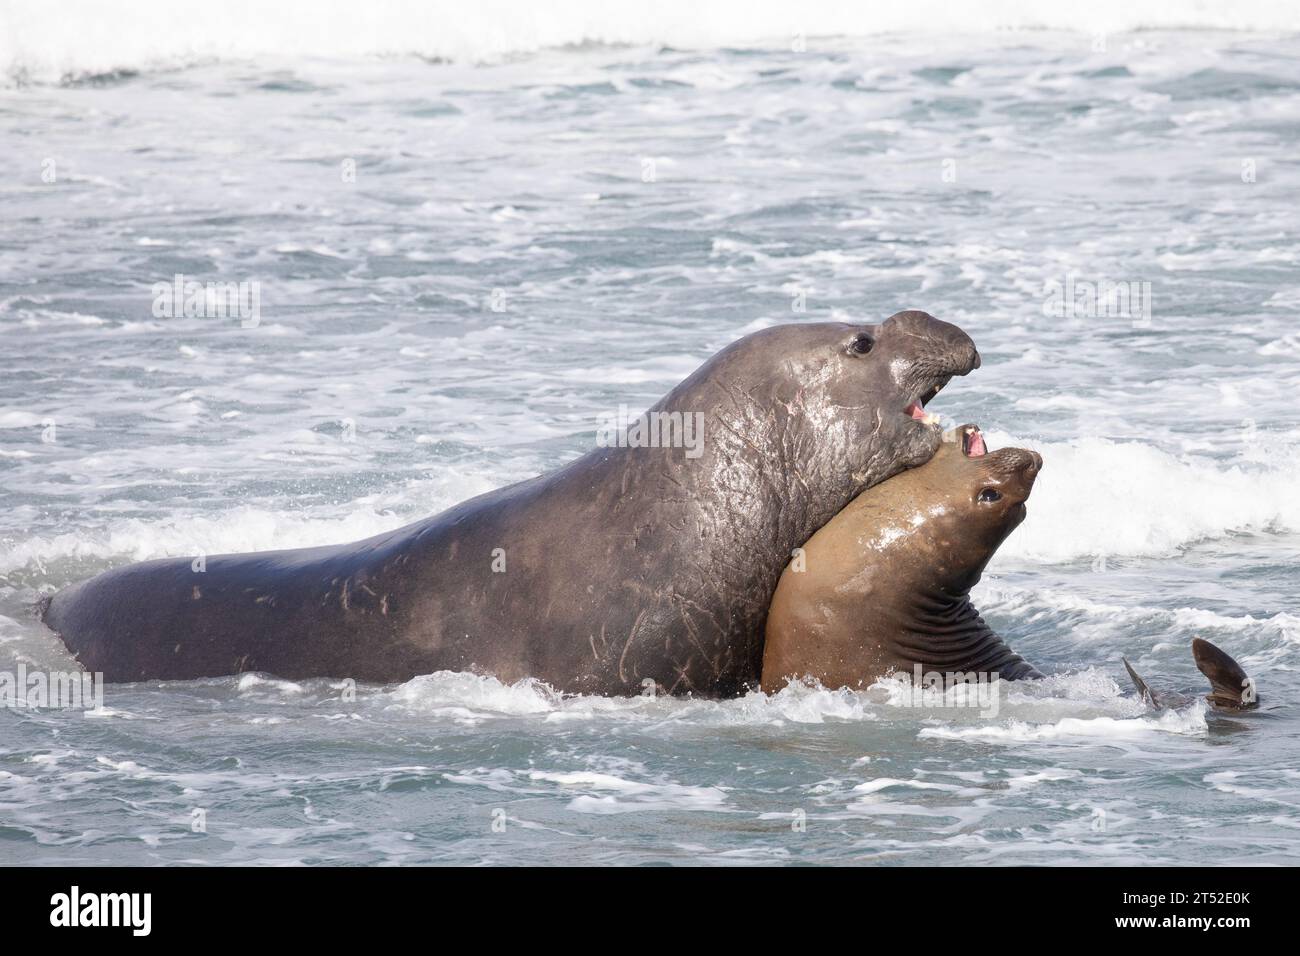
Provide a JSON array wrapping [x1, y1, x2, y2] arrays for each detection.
[[4, 0, 1300, 84], [531, 771, 729, 814], [976, 584, 1300, 652], [444, 766, 729, 813], [388, 670, 885, 726], [852, 777, 976, 795], [0, 470, 497, 576], [1204, 770, 1300, 805], [983, 431, 1300, 562], [918, 704, 1208, 743], [377, 667, 1159, 735], [0, 506, 409, 575]]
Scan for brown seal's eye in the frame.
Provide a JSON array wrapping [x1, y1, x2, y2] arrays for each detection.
[[978, 488, 1002, 503], [849, 334, 873, 355]]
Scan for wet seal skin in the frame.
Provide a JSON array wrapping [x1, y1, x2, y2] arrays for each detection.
[[42, 310, 980, 697], [1124, 638, 1261, 712], [761, 424, 1042, 693]]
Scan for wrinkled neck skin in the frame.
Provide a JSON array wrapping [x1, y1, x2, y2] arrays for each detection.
[[873, 481, 1039, 682], [638, 341, 938, 620], [895, 586, 1040, 681]]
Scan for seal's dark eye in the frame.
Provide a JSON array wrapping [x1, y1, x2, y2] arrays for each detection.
[[849, 334, 873, 355], [978, 488, 1002, 503]]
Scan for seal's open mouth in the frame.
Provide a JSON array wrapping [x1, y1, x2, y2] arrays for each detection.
[[904, 378, 951, 426], [961, 426, 988, 458]]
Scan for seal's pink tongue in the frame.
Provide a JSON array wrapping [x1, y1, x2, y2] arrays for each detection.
[[967, 430, 987, 457], [906, 401, 926, 421]]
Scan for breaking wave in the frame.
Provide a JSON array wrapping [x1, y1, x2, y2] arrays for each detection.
[[5, 0, 1300, 85]]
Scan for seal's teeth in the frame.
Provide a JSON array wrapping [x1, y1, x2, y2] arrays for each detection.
[[923, 412, 941, 426]]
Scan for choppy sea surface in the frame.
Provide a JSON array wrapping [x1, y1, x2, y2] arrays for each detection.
[[2, 22, 1299, 865]]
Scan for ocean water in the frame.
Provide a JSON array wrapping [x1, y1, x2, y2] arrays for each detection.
[[2, 6, 1299, 865]]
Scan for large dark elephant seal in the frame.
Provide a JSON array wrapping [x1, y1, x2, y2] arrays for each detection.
[[761, 425, 1042, 693], [42, 310, 980, 696]]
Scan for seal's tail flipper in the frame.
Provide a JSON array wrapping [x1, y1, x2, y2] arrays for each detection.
[[1122, 658, 1160, 708], [1192, 638, 1259, 710]]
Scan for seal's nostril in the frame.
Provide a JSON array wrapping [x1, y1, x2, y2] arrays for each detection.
[[972, 349, 982, 371], [1014, 451, 1042, 482]]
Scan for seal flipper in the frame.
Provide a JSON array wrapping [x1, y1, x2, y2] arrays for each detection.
[[1192, 638, 1259, 711], [1122, 657, 1161, 708], [999, 658, 1043, 680]]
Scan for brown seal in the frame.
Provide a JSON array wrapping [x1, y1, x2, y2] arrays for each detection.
[[761, 425, 1042, 692]]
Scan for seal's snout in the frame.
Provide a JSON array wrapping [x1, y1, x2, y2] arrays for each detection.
[[1007, 448, 1042, 500], [1004, 448, 1042, 479], [1023, 450, 1043, 478], [979, 446, 1042, 505], [882, 310, 980, 374]]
